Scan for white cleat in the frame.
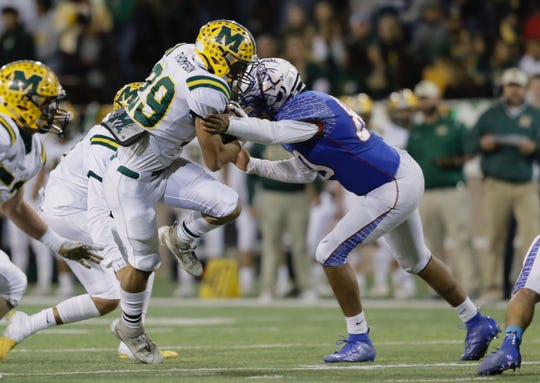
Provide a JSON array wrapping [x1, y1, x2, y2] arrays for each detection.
[[158, 224, 203, 277], [0, 311, 32, 360], [117, 341, 178, 360], [111, 319, 163, 364]]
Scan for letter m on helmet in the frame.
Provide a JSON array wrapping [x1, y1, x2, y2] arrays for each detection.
[[215, 26, 244, 53], [10, 70, 42, 93]]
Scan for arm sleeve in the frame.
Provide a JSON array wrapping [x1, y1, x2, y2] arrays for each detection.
[[246, 157, 318, 184], [227, 116, 319, 144]]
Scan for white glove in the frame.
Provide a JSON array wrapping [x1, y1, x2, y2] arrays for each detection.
[[229, 101, 247, 118], [58, 241, 104, 269]]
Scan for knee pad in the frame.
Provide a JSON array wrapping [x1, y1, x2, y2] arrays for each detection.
[[396, 249, 432, 274], [315, 237, 349, 266]]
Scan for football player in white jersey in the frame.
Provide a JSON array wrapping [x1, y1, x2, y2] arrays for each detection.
[[202, 58, 500, 364], [0, 60, 102, 322], [0, 83, 177, 361], [101, 19, 256, 363]]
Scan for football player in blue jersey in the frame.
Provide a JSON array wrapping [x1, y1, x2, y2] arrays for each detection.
[[199, 57, 499, 363]]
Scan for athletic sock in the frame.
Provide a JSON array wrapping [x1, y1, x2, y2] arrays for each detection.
[[176, 211, 218, 245], [345, 312, 369, 335], [120, 289, 146, 330], [455, 297, 479, 327]]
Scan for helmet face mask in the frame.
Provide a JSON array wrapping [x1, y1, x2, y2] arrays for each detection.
[[233, 58, 305, 119], [0, 60, 70, 135], [195, 19, 257, 82]]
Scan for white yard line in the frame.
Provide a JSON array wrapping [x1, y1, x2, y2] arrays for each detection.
[[0, 362, 529, 378]]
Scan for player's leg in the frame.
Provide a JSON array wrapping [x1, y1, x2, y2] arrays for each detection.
[[0, 212, 120, 359], [0, 251, 27, 321], [478, 235, 540, 375], [160, 158, 240, 275], [104, 162, 165, 364], [385, 208, 500, 361], [118, 272, 178, 359], [482, 178, 513, 300]]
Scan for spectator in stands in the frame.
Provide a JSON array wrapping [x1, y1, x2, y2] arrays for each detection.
[[283, 34, 331, 93], [519, 38, 540, 77], [407, 80, 479, 297], [34, 0, 59, 69], [344, 12, 377, 94], [0, 6, 35, 63], [528, 73, 540, 108], [465, 68, 540, 302], [409, 0, 449, 67], [369, 12, 421, 97]]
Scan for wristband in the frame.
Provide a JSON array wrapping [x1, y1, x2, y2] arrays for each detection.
[[39, 228, 65, 253]]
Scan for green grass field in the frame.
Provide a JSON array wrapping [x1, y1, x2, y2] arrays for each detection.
[[0, 296, 538, 383]]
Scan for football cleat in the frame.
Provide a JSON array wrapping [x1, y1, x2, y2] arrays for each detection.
[[0, 311, 32, 360], [460, 315, 500, 360], [111, 319, 163, 364], [323, 338, 376, 363], [117, 342, 178, 360], [477, 332, 521, 375], [158, 224, 203, 277]]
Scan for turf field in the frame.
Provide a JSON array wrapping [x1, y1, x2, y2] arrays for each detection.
[[0, 296, 539, 383]]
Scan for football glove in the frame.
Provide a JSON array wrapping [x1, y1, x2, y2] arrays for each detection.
[[58, 241, 104, 269], [229, 101, 247, 118]]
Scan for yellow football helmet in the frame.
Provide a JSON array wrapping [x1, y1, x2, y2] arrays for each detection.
[[0, 60, 69, 135], [341, 93, 373, 121], [113, 82, 144, 110], [388, 88, 418, 111], [195, 19, 256, 82], [388, 89, 417, 128]]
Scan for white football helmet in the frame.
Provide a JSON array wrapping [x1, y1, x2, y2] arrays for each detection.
[[233, 57, 305, 118]]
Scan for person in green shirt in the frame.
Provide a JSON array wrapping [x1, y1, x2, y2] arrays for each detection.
[[465, 68, 540, 302], [407, 80, 479, 297]]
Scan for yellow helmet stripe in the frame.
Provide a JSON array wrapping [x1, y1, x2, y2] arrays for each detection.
[[90, 135, 119, 151], [186, 75, 230, 99], [0, 116, 16, 146]]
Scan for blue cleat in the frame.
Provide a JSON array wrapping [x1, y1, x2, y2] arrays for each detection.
[[460, 315, 500, 360], [477, 333, 521, 375], [323, 338, 376, 363]]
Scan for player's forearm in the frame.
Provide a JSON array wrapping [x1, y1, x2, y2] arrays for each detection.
[[228, 116, 318, 144], [247, 157, 317, 183], [0, 196, 48, 239]]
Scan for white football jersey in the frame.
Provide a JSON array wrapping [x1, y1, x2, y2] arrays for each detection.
[[112, 43, 230, 172], [0, 113, 46, 204], [42, 125, 117, 216]]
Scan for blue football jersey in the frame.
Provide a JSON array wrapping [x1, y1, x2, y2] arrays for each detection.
[[278, 91, 400, 196]]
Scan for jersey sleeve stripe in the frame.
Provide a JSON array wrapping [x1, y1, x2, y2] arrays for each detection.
[[87, 170, 103, 182], [90, 136, 119, 151], [0, 116, 16, 146], [186, 76, 230, 99]]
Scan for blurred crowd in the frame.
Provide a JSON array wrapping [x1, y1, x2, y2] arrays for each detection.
[[0, 0, 540, 104], [1, 0, 540, 302]]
